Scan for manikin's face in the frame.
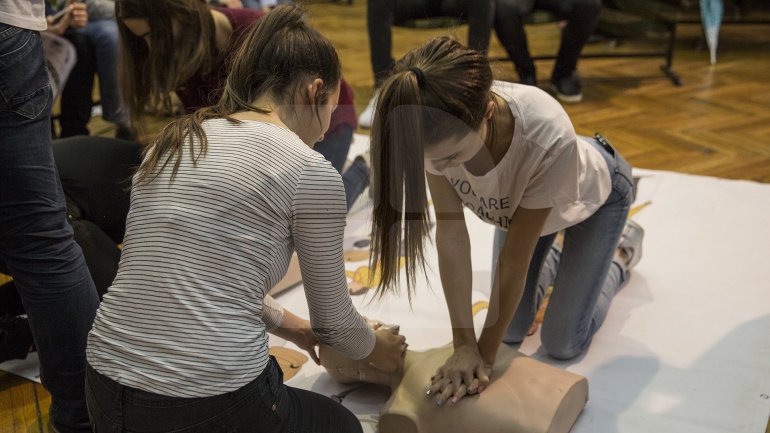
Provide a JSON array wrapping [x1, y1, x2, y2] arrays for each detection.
[[423, 123, 488, 173]]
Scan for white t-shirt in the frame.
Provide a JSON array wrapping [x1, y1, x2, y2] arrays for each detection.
[[87, 119, 375, 398], [0, 1, 46, 31], [428, 81, 611, 235]]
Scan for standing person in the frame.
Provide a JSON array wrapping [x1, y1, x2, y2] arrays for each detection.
[[358, 0, 494, 128], [85, 6, 405, 432], [494, 0, 602, 102], [117, 0, 368, 209], [0, 2, 99, 433], [369, 37, 642, 406]]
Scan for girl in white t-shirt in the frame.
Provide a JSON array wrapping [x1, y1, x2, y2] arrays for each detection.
[[368, 36, 642, 407]]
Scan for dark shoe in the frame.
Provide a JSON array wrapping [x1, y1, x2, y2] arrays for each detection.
[[0, 314, 34, 362], [551, 74, 583, 103], [519, 74, 538, 86]]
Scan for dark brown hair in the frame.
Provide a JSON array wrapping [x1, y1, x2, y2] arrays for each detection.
[[370, 37, 493, 299], [134, 4, 341, 184], [116, 0, 218, 132]]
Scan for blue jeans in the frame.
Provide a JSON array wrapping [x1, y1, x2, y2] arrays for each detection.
[[314, 125, 369, 210], [86, 358, 363, 433], [80, 19, 125, 125], [0, 24, 99, 433], [492, 136, 634, 359]]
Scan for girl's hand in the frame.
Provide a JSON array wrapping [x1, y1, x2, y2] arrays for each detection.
[[291, 325, 320, 365], [428, 344, 491, 406], [365, 327, 407, 373]]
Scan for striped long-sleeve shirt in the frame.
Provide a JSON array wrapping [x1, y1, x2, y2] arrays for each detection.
[[86, 119, 375, 397]]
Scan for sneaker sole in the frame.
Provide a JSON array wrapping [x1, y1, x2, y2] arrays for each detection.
[[555, 91, 583, 103]]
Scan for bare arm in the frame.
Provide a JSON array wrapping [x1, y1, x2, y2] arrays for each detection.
[[269, 306, 320, 364], [477, 206, 551, 365], [427, 174, 493, 405], [427, 173, 476, 347]]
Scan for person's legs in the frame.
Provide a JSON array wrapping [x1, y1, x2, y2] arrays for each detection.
[[367, 0, 438, 87], [539, 138, 634, 360], [82, 19, 129, 129], [314, 126, 369, 210], [494, 0, 538, 82], [0, 25, 99, 433], [536, 0, 601, 101], [439, 0, 494, 53], [53, 136, 140, 242], [284, 385, 363, 433], [537, 0, 601, 81], [492, 228, 557, 344], [86, 357, 360, 433], [367, 0, 398, 88], [58, 31, 95, 138]]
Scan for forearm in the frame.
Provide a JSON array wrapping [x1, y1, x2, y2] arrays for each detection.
[[477, 256, 528, 364], [269, 308, 307, 342], [436, 224, 476, 348], [477, 207, 551, 364]]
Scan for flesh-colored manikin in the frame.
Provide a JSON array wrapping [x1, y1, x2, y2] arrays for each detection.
[[319, 326, 588, 433]]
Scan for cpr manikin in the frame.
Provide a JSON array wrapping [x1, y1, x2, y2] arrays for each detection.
[[319, 325, 588, 433]]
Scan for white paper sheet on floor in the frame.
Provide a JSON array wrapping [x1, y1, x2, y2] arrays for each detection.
[[3, 134, 769, 433]]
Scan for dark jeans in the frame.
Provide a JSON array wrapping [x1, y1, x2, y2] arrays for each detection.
[[59, 31, 94, 137], [367, 0, 494, 85], [495, 0, 602, 81], [314, 125, 369, 210], [0, 24, 99, 433], [59, 19, 126, 137], [86, 357, 363, 433]]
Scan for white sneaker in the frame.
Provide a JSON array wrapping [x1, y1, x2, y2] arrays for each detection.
[[357, 89, 380, 129]]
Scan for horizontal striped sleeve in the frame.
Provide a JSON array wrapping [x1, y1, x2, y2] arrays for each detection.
[[291, 156, 376, 360]]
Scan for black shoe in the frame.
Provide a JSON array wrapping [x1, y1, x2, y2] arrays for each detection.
[[551, 74, 583, 103], [115, 124, 137, 141], [519, 74, 538, 86], [0, 314, 34, 362]]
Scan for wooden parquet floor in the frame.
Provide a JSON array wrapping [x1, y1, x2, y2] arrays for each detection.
[[2, 1, 769, 432]]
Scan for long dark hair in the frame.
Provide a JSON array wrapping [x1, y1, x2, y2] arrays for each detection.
[[370, 37, 493, 299], [134, 4, 341, 184], [116, 0, 219, 132]]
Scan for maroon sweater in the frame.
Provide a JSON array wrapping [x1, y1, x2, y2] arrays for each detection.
[[176, 8, 357, 133]]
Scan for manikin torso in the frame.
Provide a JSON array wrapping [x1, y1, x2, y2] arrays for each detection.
[[320, 336, 588, 433]]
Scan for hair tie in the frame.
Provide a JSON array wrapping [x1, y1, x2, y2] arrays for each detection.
[[408, 66, 426, 88]]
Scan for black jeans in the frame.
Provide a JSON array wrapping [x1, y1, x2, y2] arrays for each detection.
[[495, 0, 601, 81], [86, 357, 363, 433], [367, 0, 494, 85]]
